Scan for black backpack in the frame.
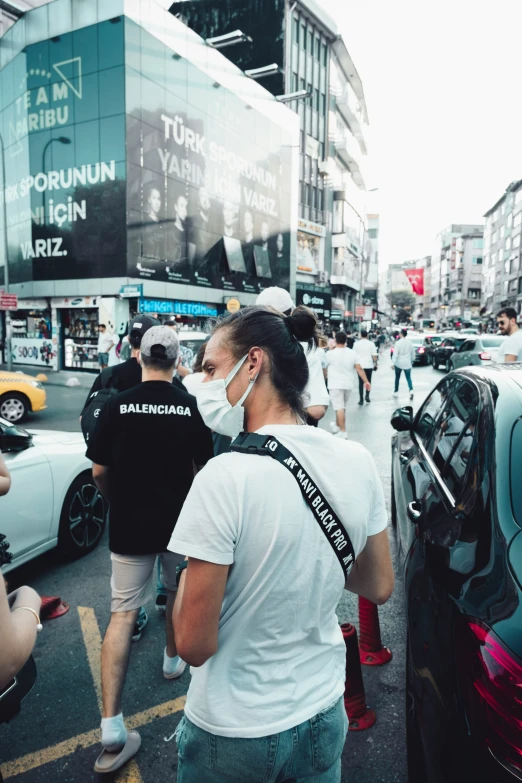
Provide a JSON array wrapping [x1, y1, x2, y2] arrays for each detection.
[[81, 367, 119, 444]]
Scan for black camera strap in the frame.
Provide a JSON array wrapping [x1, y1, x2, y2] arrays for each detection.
[[230, 432, 355, 579]]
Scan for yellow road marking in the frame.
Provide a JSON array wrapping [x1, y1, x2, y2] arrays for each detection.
[[0, 695, 186, 779], [77, 606, 103, 710]]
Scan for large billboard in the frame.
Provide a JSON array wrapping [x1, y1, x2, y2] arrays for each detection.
[[125, 20, 292, 294], [0, 19, 127, 286]]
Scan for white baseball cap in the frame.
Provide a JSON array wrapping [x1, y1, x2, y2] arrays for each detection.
[[256, 287, 294, 314]]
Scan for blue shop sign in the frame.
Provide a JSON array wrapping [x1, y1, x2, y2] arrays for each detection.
[[120, 284, 143, 298], [139, 299, 219, 317]]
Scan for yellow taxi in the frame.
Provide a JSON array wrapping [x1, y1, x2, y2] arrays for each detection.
[[0, 371, 47, 423]]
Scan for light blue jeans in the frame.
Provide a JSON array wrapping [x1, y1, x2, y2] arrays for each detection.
[[175, 697, 348, 783], [394, 366, 413, 392]]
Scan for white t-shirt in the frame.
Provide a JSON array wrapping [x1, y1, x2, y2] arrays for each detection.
[[168, 424, 387, 738], [354, 339, 377, 369], [392, 337, 415, 370], [497, 330, 522, 362], [326, 347, 360, 390], [97, 332, 115, 354], [316, 346, 328, 369], [182, 372, 204, 395], [301, 343, 330, 407]]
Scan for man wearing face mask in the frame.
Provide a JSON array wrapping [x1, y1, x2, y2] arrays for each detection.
[[86, 326, 213, 774]]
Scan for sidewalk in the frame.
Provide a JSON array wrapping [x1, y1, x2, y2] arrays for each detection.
[[0, 363, 96, 388]]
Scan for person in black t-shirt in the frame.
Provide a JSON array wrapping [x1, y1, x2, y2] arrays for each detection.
[[86, 326, 213, 773]]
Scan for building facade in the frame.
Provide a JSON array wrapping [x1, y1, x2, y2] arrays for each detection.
[[0, 0, 299, 370], [483, 180, 522, 321], [168, 0, 372, 330], [447, 232, 484, 322], [429, 223, 483, 325]]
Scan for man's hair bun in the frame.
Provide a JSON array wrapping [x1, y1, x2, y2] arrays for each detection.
[[286, 306, 319, 347]]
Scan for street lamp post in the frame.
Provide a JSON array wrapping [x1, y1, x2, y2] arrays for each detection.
[[0, 131, 12, 371]]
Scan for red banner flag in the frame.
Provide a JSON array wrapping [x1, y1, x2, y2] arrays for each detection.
[[404, 268, 424, 296]]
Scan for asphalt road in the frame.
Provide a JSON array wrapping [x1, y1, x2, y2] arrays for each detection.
[[0, 356, 444, 783]]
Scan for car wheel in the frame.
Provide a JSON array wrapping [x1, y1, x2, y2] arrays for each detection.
[[58, 471, 107, 557], [0, 392, 29, 423], [445, 359, 453, 373], [406, 633, 428, 782], [431, 355, 438, 369]]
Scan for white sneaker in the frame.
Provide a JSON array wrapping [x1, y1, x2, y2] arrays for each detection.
[[163, 649, 187, 680], [330, 423, 340, 434], [392, 392, 398, 397], [409, 391, 414, 400], [335, 431, 348, 440]]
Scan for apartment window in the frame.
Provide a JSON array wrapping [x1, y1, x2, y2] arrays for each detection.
[[322, 43, 327, 66], [321, 93, 327, 114], [468, 289, 480, 300], [493, 209, 499, 222], [472, 238, 484, 249], [508, 213, 513, 228], [492, 252, 498, 266], [515, 212, 522, 228], [292, 72, 298, 92], [300, 77, 306, 92], [300, 181, 306, 204], [319, 141, 325, 159], [308, 29, 313, 54], [511, 257, 519, 275], [515, 235, 521, 249], [293, 16, 300, 44], [307, 83, 313, 106], [516, 190, 522, 205], [304, 154, 311, 181], [519, 277, 522, 294], [504, 281, 509, 295], [501, 203, 506, 216], [314, 88, 320, 112], [301, 23, 307, 49], [510, 279, 518, 292], [472, 257, 483, 265], [499, 249, 504, 263], [300, 129, 305, 152], [505, 260, 510, 275], [506, 236, 512, 250], [368, 228, 378, 239], [500, 225, 505, 239], [305, 183, 311, 206], [315, 35, 321, 59]]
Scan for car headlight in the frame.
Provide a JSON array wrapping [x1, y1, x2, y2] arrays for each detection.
[[30, 381, 44, 390]]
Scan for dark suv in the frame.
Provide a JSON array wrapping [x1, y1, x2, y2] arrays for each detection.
[[431, 335, 465, 371], [391, 365, 522, 782]]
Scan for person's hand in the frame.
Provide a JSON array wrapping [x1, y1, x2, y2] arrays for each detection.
[[373, 364, 378, 371], [8, 585, 41, 614], [364, 382, 371, 392]]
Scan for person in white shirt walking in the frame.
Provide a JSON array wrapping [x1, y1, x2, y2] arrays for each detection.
[[97, 324, 117, 371], [496, 307, 522, 362], [392, 329, 415, 399], [326, 332, 371, 439], [356, 329, 378, 405]]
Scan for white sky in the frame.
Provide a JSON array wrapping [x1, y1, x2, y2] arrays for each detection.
[[320, 0, 522, 265]]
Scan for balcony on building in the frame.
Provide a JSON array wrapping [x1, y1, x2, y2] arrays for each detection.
[[334, 131, 365, 189], [330, 259, 360, 291], [332, 82, 367, 154]]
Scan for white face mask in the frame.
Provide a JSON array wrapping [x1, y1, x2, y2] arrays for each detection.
[[195, 355, 257, 438]]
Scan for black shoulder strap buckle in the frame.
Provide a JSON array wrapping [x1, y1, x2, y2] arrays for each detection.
[[230, 432, 274, 456]]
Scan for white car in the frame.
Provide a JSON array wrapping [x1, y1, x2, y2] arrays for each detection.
[[0, 417, 107, 574]]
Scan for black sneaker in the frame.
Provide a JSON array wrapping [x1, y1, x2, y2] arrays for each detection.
[[365, 394, 371, 403], [155, 594, 168, 613], [358, 400, 364, 405], [132, 610, 148, 643]]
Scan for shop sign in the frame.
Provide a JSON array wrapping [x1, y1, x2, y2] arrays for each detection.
[[297, 219, 326, 238], [12, 337, 57, 369], [120, 284, 143, 299], [52, 297, 99, 308], [226, 298, 241, 313], [139, 299, 218, 317], [296, 290, 331, 317], [12, 298, 48, 310], [0, 294, 18, 310], [330, 309, 343, 320]]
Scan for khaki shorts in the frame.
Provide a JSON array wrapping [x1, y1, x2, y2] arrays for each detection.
[[110, 551, 185, 613], [329, 388, 351, 411]]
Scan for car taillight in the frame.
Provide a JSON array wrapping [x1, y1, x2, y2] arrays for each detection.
[[457, 618, 522, 776], [418, 347, 425, 353], [479, 352, 491, 360]]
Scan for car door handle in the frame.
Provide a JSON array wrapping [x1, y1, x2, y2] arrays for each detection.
[[400, 453, 410, 464], [407, 501, 423, 522]]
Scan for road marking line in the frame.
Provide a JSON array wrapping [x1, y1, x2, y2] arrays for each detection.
[[78, 607, 144, 782], [77, 606, 103, 711], [0, 696, 186, 779]]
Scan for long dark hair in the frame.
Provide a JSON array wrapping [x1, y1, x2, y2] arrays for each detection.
[[213, 305, 320, 419]]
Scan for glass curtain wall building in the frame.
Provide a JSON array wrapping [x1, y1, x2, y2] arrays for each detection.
[[0, 0, 298, 370]]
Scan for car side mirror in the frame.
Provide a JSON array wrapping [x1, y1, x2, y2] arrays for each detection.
[[0, 425, 32, 452], [391, 406, 413, 432]]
